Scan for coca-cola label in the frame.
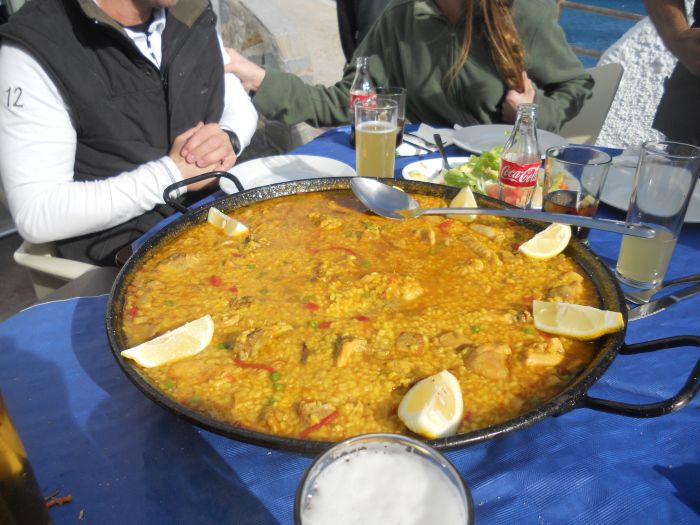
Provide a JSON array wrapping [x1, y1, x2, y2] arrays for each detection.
[[350, 92, 373, 110], [499, 159, 540, 188]]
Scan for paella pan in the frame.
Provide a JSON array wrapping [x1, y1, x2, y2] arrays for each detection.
[[106, 174, 700, 453]]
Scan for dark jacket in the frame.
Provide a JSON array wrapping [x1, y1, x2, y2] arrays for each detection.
[[0, 0, 225, 264]]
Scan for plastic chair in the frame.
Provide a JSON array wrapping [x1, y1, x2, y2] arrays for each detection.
[[559, 63, 624, 145], [13, 242, 97, 299], [0, 182, 16, 239], [1, 179, 97, 297]]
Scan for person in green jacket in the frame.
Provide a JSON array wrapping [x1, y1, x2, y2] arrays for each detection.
[[227, 0, 592, 132]]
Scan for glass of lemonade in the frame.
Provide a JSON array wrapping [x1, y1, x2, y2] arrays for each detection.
[[543, 146, 612, 241], [355, 97, 398, 178], [295, 433, 473, 525], [616, 141, 700, 290]]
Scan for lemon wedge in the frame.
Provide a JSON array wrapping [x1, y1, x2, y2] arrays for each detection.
[[532, 300, 624, 340], [448, 187, 477, 222], [518, 223, 571, 260], [121, 315, 214, 368], [398, 370, 463, 439], [207, 207, 249, 237]]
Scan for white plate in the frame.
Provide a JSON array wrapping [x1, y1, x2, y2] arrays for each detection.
[[600, 166, 700, 223], [401, 157, 472, 184], [452, 124, 567, 157], [219, 155, 355, 194]]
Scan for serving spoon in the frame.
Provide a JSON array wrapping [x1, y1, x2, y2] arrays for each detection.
[[349, 177, 656, 238]]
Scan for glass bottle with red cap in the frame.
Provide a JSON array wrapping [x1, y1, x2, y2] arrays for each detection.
[[348, 56, 375, 147], [498, 103, 541, 208]]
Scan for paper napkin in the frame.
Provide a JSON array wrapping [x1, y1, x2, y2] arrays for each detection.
[[398, 123, 455, 156]]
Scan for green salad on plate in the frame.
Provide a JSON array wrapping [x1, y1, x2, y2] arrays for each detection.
[[443, 146, 503, 193]]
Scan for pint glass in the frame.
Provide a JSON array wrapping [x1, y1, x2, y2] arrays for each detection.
[[615, 141, 700, 290], [354, 97, 398, 178]]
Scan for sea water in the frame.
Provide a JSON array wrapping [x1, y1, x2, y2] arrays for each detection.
[[560, 0, 647, 66], [299, 442, 469, 525]]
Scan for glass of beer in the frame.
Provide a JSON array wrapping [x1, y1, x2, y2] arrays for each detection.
[[543, 146, 612, 241], [375, 87, 406, 146], [616, 141, 700, 290], [355, 97, 398, 178], [295, 433, 473, 525], [1, 392, 52, 525]]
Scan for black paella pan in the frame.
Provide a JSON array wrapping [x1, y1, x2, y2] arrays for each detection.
[[105, 172, 700, 454]]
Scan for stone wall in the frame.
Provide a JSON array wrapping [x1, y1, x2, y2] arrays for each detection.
[[217, 0, 322, 157], [217, 0, 313, 82], [596, 0, 695, 148]]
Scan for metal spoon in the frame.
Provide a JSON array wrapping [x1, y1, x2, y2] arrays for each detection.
[[349, 177, 656, 238], [434, 133, 451, 172]]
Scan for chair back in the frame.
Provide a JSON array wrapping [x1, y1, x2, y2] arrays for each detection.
[[0, 180, 17, 238], [14, 241, 97, 298], [559, 63, 624, 145]]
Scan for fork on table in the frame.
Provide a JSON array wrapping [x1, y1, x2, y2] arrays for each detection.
[[624, 273, 700, 305]]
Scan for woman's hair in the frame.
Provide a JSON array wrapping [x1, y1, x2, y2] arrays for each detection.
[[447, 0, 525, 92]]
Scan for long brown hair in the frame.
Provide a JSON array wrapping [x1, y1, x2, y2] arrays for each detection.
[[446, 0, 525, 91]]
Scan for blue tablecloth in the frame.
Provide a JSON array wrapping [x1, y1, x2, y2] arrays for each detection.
[[3, 127, 700, 524]]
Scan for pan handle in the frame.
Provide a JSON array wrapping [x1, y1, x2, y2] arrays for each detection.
[[578, 336, 700, 417], [162, 171, 244, 214]]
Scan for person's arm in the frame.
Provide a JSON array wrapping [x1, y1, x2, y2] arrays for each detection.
[[0, 43, 210, 244], [515, 1, 594, 132], [224, 48, 357, 128], [501, 72, 536, 123], [218, 36, 258, 152], [224, 4, 400, 129], [644, 0, 700, 76], [255, 68, 356, 127]]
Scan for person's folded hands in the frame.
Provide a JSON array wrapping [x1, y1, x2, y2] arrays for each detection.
[[179, 122, 236, 171], [169, 123, 223, 191]]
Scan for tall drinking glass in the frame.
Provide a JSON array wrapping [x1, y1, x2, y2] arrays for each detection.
[[543, 146, 612, 241], [355, 97, 398, 178], [615, 141, 700, 290], [375, 87, 406, 146], [1, 392, 52, 525]]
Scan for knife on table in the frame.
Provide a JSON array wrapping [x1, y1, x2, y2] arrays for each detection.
[[403, 138, 435, 154], [627, 282, 700, 321]]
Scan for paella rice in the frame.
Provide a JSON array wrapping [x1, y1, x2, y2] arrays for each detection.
[[120, 190, 601, 441]]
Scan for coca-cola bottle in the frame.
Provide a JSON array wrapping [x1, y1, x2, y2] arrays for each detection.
[[348, 56, 375, 147], [498, 103, 541, 208]]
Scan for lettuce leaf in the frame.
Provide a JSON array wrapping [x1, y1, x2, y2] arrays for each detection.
[[444, 145, 503, 194]]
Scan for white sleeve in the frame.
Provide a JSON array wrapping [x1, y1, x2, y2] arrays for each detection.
[[218, 35, 258, 151], [0, 42, 185, 245]]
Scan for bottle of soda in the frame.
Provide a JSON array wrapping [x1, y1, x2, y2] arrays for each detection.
[[498, 103, 541, 208], [348, 56, 375, 147]]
